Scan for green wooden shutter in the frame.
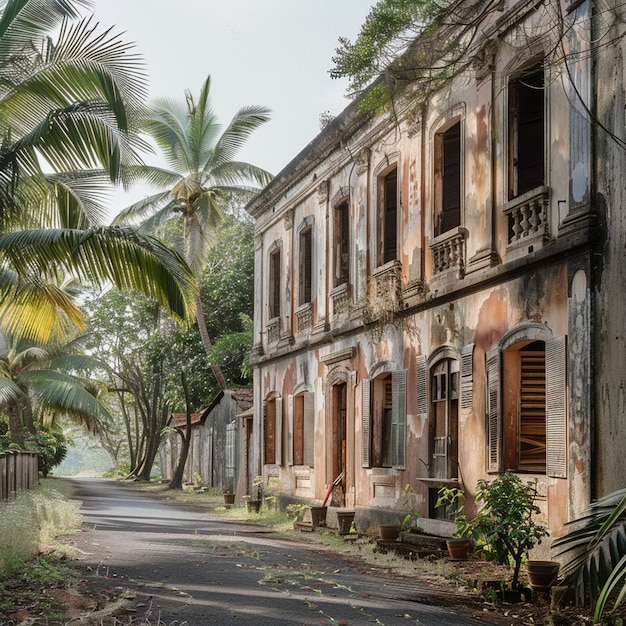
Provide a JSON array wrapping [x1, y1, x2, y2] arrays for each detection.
[[486, 347, 502, 473], [303, 392, 315, 467], [392, 370, 407, 469], [546, 336, 567, 478], [416, 355, 428, 417], [287, 395, 294, 466], [361, 378, 371, 468], [275, 397, 283, 466], [461, 343, 475, 410]]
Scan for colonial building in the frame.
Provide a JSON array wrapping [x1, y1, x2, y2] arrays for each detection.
[[246, 0, 624, 548]]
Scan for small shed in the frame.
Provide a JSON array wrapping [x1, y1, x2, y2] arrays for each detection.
[[160, 389, 253, 496]]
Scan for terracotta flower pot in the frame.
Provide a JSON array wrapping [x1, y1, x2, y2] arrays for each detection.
[[246, 499, 262, 513], [379, 524, 401, 542], [223, 492, 235, 508], [446, 538, 473, 560], [336, 510, 355, 535], [310, 506, 327, 527], [526, 560, 560, 592]]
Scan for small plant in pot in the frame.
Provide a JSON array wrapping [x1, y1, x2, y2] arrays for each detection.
[[436, 486, 474, 559], [471, 471, 549, 596]]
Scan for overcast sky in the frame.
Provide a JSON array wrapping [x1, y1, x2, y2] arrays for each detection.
[[90, 1, 372, 216]]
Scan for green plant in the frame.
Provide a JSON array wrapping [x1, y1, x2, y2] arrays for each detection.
[[286, 503, 309, 521], [435, 486, 473, 539], [552, 488, 626, 623], [399, 483, 423, 533], [471, 471, 548, 590]]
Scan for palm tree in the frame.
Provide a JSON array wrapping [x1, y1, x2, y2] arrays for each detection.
[[0, 330, 111, 446], [0, 0, 197, 342], [114, 76, 272, 389]]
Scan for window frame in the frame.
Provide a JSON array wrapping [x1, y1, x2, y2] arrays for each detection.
[[298, 226, 313, 306], [378, 167, 399, 266], [288, 391, 315, 467], [333, 200, 350, 287], [268, 247, 281, 320], [361, 369, 407, 470], [508, 60, 545, 200], [434, 120, 462, 237], [263, 395, 282, 466]]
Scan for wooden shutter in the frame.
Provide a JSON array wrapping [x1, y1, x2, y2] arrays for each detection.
[[416, 355, 428, 417], [441, 122, 461, 232], [546, 336, 567, 478], [392, 370, 407, 469], [303, 392, 315, 466], [486, 347, 502, 472], [383, 169, 398, 264], [461, 344, 475, 409], [287, 395, 294, 466], [361, 378, 372, 468], [275, 397, 283, 466]]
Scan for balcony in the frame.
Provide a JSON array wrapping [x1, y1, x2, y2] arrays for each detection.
[[372, 260, 402, 308], [266, 318, 280, 344], [503, 186, 549, 249], [295, 302, 313, 333], [430, 227, 468, 278], [330, 283, 351, 318]]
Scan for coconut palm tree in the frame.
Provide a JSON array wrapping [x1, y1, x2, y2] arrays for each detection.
[[114, 76, 272, 389], [0, 0, 197, 342], [0, 330, 112, 446]]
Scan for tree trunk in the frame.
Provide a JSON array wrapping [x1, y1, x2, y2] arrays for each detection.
[[7, 403, 24, 446], [196, 293, 227, 390], [169, 372, 193, 490]]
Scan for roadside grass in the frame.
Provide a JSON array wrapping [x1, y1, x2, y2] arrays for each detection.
[[0, 478, 83, 623]]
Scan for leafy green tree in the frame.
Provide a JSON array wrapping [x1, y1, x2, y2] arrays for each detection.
[[83, 288, 215, 479], [0, 0, 196, 343], [0, 331, 111, 447], [114, 76, 272, 389]]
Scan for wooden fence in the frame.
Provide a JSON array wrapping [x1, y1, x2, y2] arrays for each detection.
[[0, 451, 39, 500]]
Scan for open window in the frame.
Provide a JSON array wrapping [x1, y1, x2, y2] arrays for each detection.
[[333, 200, 350, 287], [288, 392, 314, 466], [486, 333, 567, 477], [263, 395, 282, 466], [268, 248, 281, 319], [508, 61, 545, 199], [434, 121, 461, 237], [379, 167, 398, 266], [362, 370, 406, 469], [298, 227, 312, 305]]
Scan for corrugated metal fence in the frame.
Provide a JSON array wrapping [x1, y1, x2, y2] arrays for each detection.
[[0, 451, 39, 500]]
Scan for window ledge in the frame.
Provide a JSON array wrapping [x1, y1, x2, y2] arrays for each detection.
[[429, 227, 468, 277]]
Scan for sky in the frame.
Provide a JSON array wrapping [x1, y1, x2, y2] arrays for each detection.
[[89, 1, 373, 216]]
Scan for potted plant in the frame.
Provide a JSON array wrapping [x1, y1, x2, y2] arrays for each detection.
[[436, 486, 473, 559], [471, 471, 549, 596], [222, 486, 235, 508]]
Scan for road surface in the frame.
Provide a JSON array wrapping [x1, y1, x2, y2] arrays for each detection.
[[69, 478, 490, 625]]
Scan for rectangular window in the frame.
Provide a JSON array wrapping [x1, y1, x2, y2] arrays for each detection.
[[289, 392, 315, 466], [334, 201, 350, 286], [361, 370, 406, 469], [491, 335, 567, 476], [263, 397, 282, 466], [380, 168, 398, 265], [299, 228, 312, 305], [509, 62, 545, 199], [435, 121, 461, 236], [269, 249, 281, 319]]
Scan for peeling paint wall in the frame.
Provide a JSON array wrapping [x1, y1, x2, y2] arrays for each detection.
[[246, 0, 617, 544]]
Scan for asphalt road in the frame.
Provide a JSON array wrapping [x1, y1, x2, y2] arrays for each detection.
[[68, 478, 489, 625]]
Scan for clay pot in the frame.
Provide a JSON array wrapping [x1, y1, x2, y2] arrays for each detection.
[[526, 560, 560, 592], [446, 538, 473, 560], [310, 506, 327, 527], [378, 524, 401, 542], [223, 492, 235, 508], [246, 499, 262, 513], [336, 510, 355, 535]]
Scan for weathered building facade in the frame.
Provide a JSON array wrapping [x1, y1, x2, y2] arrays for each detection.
[[247, 0, 625, 548]]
